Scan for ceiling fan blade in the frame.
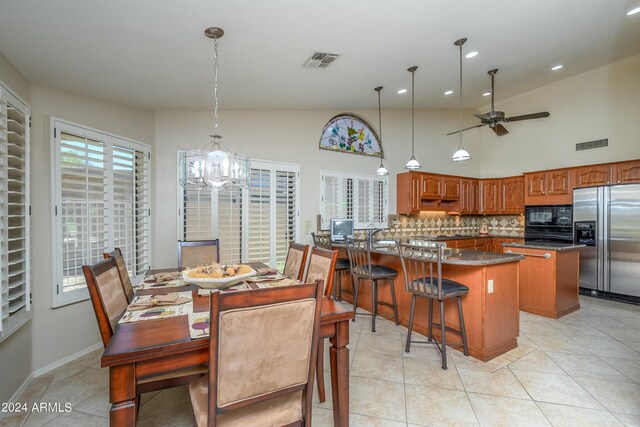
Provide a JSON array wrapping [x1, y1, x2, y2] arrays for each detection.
[[505, 112, 550, 122], [473, 113, 491, 121], [446, 124, 485, 136], [492, 124, 509, 136]]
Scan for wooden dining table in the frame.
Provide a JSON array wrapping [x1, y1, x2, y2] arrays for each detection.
[[101, 263, 354, 426]]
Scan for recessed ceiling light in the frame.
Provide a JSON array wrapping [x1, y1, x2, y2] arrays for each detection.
[[627, 6, 640, 15], [551, 65, 563, 71], [482, 92, 491, 97], [465, 51, 478, 59], [397, 89, 407, 94], [444, 90, 454, 95]]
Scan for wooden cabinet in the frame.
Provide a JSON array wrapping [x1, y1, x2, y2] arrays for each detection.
[[524, 169, 572, 205], [500, 176, 524, 214], [460, 178, 478, 214], [573, 165, 611, 188], [441, 176, 461, 199], [397, 172, 422, 214], [612, 160, 640, 184], [479, 179, 500, 214], [421, 174, 460, 200], [490, 238, 524, 253]]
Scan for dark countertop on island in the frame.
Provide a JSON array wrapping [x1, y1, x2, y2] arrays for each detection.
[[367, 245, 524, 266], [502, 242, 585, 251]]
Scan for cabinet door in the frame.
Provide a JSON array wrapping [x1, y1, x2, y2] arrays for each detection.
[[574, 165, 611, 187], [410, 173, 421, 213], [548, 170, 570, 195], [442, 177, 460, 199], [397, 172, 421, 214], [421, 174, 442, 199], [613, 160, 640, 184], [500, 177, 524, 214], [526, 172, 547, 197], [460, 178, 478, 214], [479, 179, 499, 214]]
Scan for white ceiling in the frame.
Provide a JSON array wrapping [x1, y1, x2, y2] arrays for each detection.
[[1, 0, 639, 111]]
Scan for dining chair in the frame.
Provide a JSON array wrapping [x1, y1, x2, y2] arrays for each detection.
[[345, 237, 400, 332], [397, 242, 469, 370], [188, 280, 324, 426], [311, 232, 351, 301], [178, 239, 220, 269], [282, 242, 309, 281], [82, 258, 206, 415], [103, 247, 134, 303], [303, 246, 338, 403]]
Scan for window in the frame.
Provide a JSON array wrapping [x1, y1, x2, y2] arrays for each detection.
[[0, 82, 30, 342], [319, 170, 388, 230], [178, 157, 299, 270], [51, 119, 151, 307]]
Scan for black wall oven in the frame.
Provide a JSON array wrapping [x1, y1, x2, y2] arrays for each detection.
[[524, 205, 573, 244]]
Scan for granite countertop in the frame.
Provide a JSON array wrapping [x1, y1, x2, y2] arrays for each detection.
[[369, 245, 524, 266], [502, 242, 585, 251]]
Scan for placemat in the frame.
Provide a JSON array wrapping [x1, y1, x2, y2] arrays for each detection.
[[189, 310, 210, 339], [119, 291, 193, 324], [137, 278, 185, 290], [255, 278, 299, 288]]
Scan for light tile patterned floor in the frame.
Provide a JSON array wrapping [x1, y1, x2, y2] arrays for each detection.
[[2, 295, 639, 426]]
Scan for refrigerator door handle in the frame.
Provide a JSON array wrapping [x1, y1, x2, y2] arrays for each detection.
[[603, 186, 610, 293]]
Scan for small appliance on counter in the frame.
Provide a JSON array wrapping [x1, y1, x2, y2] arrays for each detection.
[[329, 218, 354, 242]]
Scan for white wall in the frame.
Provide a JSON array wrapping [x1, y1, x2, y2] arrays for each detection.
[[0, 52, 32, 404], [28, 84, 155, 370], [153, 108, 481, 267], [478, 55, 640, 177]]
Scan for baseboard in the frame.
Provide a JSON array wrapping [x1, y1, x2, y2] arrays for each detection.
[[32, 342, 103, 378]]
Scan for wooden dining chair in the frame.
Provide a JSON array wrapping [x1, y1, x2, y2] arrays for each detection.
[[82, 258, 206, 414], [311, 232, 352, 301], [103, 247, 134, 303], [178, 239, 220, 269], [188, 281, 324, 426], [282, 242, 309, 281], [303, 246, 338, 403]]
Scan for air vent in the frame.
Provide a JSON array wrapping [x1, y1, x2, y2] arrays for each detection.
[[303, 52, 341, 68], [576, 139, 609, 151]]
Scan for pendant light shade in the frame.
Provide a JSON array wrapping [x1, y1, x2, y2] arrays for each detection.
[[374, 86, 389, 176], [451, 38, 471, 162], [405, 66, 421, 170]]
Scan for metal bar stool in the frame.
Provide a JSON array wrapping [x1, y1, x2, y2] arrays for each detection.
[[311, 233, 351, 300], [398, 242, 469, 370], [345, 237, 399, 332]]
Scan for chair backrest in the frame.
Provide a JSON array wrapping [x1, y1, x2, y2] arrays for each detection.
[[178, 240, 220, 269], [282, 242, 309, 281], [311, 232, 332, 250], [397, 242, 445, 299], [345, 237, 373, 279], [82, 257, 129, 347], [206, 281, 323, 426], [103, 247, 134, 303], [304, 246, 338, 297]]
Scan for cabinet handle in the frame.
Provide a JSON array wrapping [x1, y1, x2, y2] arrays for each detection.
[[505, 249, 551, 258]]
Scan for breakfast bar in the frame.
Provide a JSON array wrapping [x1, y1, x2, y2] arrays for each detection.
[[338, 246, 524, 361]]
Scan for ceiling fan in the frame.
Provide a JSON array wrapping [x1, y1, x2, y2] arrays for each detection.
[[447, 68, 550, 137]]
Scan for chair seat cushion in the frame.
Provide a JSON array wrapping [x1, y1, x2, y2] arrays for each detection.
[[410, 278, 469, 298], [354, 264, 398, 280], [335, 257, 350, 271], [189, 376, 303, 427]]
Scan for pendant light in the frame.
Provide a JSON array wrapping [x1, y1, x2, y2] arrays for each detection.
[[452, 38, 471, 162], [405, 66, 421, 169], [180, 27, 249, 190], [374, 86, 389, 176]]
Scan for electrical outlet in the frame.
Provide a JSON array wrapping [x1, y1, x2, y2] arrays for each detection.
[[488, 279, 494, 293]]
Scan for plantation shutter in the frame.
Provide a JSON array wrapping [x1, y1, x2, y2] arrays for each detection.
[[247, 167, 272, 264], [355, 177, 371, 227], [0, 85, 30, 341], [213, 188, 242, 264], [182, 186, 213, 240], [275, 170, 297, 267]]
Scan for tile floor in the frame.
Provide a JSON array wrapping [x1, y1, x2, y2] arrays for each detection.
[[2, 295, 639, 426]]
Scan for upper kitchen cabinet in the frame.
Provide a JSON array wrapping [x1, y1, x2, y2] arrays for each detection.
[[573, 164, 611, 188], [479, 179, 500, 214], [612, 160, 640, 184], [421, 173, 460, 200], [524, 169, 572, 205], [460, 178, 479, 214], [500, 176, 525, 214], [397, 172, 422, 214]]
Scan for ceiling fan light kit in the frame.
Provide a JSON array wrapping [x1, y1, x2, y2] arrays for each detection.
[[405, 65, 421, 170], [452, 37, 471, 162], [374, 86, 389, 176]]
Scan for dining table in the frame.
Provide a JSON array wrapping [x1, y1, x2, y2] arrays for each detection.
[[101, 263, 354, 426]]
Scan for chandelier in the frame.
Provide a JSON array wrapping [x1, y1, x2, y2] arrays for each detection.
[[180, 27, 249, 190]]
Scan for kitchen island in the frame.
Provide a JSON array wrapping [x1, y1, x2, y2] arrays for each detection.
[[337, 244, 523, 362]]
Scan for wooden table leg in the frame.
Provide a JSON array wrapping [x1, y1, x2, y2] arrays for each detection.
[[330, 319, 350, 427], [109, 364, 137, 427]]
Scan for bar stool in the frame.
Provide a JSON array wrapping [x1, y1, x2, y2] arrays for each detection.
[[398, 242, 469, 370], [345, 237, 399, 332], [311, 233, 351, 300]]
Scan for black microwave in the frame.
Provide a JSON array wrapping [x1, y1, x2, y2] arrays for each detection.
[[525, 205, 573, 227]]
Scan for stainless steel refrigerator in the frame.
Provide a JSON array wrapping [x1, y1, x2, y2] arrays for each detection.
[[573, 184, 640, 297]]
